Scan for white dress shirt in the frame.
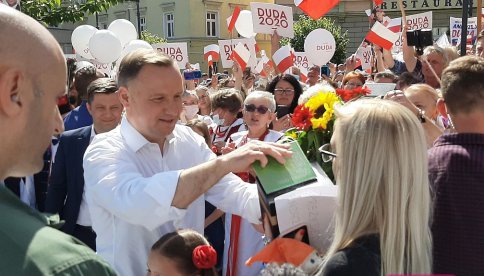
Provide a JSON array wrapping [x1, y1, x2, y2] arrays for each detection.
[[19, 176, 36, 209], [83, 117, 260, 276]]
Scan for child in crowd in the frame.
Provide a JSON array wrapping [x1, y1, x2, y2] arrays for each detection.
[[148, 229, 218, 276]]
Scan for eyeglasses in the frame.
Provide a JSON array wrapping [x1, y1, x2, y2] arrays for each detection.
[[344, 82, 363, 88], [244, 104, 271, 114], [318, 143, 337, 163], [274, 88, 295, 95]]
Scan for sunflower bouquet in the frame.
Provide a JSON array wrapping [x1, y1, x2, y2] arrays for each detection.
[[285, 85, 342, 181]]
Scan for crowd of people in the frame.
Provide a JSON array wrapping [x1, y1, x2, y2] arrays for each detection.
[[1, 4, 483, 276]]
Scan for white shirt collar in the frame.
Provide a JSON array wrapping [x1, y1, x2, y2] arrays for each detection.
[[120, 116, 176, 153], [90, 125, 96, 140]]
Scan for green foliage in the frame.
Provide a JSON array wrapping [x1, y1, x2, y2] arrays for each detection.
[[282, 15, 348, 64], [21, 0, 124, 26], [140, 30, 166, 45]]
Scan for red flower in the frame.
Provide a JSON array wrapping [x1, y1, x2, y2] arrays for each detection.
[[336, 86, 371, 102], [292, 105, 313, 131], [192, 245, 217, 270]]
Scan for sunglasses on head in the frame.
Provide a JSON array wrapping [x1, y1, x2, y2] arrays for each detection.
[[244, 104, 270, 114]]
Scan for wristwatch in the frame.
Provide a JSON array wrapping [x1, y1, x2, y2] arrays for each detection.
[[416, 108, 426, 123]]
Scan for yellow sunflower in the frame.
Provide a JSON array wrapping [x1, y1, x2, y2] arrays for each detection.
[[304, 92, 340, 130]]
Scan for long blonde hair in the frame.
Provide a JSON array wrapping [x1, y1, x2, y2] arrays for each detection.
[[324, 99, 432, 275]]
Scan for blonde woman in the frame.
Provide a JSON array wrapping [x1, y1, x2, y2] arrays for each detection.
[[320, 99, 432, 275]]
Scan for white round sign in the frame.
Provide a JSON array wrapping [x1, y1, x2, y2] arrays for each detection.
[[108, 19, 138, 47], [71, 25, 97, 59], [235, 10, 257, 38], [304, 29, 336, 66]]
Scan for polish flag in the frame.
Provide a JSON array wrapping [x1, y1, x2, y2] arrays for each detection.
[[385, 17, 402, 33], [227, 6, 241, 33], [373, 0, 383, 6], [299, 66, 308, 83], [272, 45, 294, 73], [207, 55, 213, 67], [365, 22, 399, 50], [204, 44, 220, 61], [294, 0, 339, 20], [255, 59, 267, 77], [231, 42, 251, 71]]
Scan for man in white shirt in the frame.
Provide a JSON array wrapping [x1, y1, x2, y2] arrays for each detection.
[[46, 78, 123, 250], [83, 49, 292, 276]]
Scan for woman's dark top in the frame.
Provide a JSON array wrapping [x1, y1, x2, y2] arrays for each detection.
[[321, 234, 380, 276]]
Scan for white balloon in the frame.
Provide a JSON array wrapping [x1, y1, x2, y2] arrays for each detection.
[[89, 30, 122, 64], [304, 29, 336, 66], [71, 25, 97, 59], [108, 19, 138, 47], [121, 39, 152, 57], [235, 10, 257, 38]]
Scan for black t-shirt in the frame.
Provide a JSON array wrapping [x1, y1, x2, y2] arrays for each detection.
[[321, 234, 380, 276]]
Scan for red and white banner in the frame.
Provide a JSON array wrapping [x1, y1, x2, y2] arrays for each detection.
[[204, 44, 220, 61], [152, 42, 189, 69], [272, 45, 294, 73], [294, 0, 339, 20], [450, 17, 479, 46], [299, 66, 308, 83], [405, 11, 432, 31], [293, 52, 312, 70], [365, 22, 399, 50], [356, 43, 372, 70], [231, 42, 251, 71], [254, 59, 268, 77], [227, 6, 241, 33], [207, 55, 213, 67], [218, 38, 257, 69], [251, 3, 294, 38]]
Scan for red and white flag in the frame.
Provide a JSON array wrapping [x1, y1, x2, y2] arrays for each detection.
[[299, 66, 308, 83], [204, 44, 220, 61], [272, 45, 294, 73], [231, 42, 251, 71], [365, 22, 399, 50], [385, 17, 402, 33], [255, 59, 267, 77], [207, 55, 213, 67], [227, 6, 241, 33], [294, 0, 339, 20]]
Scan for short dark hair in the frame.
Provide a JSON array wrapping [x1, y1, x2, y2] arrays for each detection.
[[74, 66, 100, 100], [87, 78, 118, 104], [441, 56, 484, 114], [265, 74, 303, 113], [210, 89, 243, 114], [118, 48, 174, 87]]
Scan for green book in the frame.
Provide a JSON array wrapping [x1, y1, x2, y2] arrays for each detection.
[[253, 141, 317, 196]]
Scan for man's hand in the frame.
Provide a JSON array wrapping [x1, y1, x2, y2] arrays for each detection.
[[218, 140, 292, 173]]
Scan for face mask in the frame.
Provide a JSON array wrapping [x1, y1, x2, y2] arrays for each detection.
[[184, 105, 199, 119], [212, 114, 225, 126]]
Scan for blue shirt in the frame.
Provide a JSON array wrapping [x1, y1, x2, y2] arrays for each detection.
[[63, 101, 93, 131]]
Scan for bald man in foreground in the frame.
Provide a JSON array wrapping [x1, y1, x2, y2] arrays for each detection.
[[0, 6, 115, 275]]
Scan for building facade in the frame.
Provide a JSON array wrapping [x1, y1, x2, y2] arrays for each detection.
[[84, 0, 275, 71], [276, 0, 478, 56]]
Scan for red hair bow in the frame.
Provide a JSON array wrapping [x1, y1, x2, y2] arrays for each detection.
[[192, 245, 217, 270]]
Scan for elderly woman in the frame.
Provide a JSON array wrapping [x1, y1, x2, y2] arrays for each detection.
[[222, 91, 282, 276], [341, 71, 365, 90], [320, 99, 432, 275], [210, 89, 246, 154], [266, 74, 303, 131], [195, 86, 212, 116], [404, 84, 441, 124]]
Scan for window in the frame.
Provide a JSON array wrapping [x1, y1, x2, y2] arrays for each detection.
[[140, 17, 146, 32], [164, 13, 174, 38], [206, 12, 218, 37]]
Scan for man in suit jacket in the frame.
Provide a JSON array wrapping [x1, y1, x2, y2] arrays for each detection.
[[45, 78, 123, 250], [3, 146, 51, 211]]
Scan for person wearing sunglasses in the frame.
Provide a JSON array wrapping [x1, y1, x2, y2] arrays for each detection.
[[318, 99, 432, 275], [221, 91, 282, 276]]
